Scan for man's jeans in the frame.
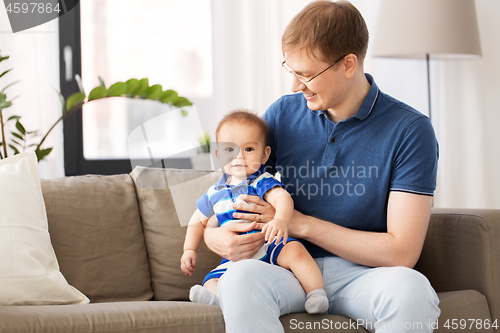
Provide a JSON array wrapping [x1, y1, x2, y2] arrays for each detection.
[[218, 256, 440, 333]]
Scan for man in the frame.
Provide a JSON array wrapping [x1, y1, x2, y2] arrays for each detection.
[[205, 1, 440, 332]]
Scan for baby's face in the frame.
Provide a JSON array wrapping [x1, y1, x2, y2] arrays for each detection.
[[216, 122, 270, 181]]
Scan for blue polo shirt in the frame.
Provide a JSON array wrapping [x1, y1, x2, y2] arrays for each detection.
[[262, 74, 438, 258]]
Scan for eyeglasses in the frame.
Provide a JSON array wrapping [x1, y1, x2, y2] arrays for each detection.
[[281, 54, 349, 84]]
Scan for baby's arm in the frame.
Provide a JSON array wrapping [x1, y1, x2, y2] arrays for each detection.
[[262, 187, 294, 245], [181, 209, 210, 276]]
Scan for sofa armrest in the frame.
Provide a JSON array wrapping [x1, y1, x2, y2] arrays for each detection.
[[415, 208, 500, 327]]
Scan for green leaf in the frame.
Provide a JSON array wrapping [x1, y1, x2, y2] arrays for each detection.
[[36, 147, 53, 161], [88, 86, 107, 101], [106, 82, 127, 97], [8, 144, 20, 155], [11, 132, 23, 141], [173, 97, 193, 108], [132, 78, 149, 97], [145, 84, 163, 100], [181, 109, 188, 117], [1, 80, 20, 94], [7, 115, 20, 121], [125, 79, 139, 94], [15, 121, 26, 135], [160, 90, 178, 103], [66, 92, 86, 111], [98, 76, 106, 88], [0, 55, 9, 63], [11, 139, 22, 146], [0, 69, 12, 79], [0, 100, 12, 110]]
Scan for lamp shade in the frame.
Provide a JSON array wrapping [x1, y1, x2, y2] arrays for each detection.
[[372, 0, 482, 59]]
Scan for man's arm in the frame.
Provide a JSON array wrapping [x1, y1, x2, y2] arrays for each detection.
[[233, 191, 432, 268]]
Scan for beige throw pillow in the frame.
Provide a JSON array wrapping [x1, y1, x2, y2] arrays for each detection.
[[0, 152, 89, 305]]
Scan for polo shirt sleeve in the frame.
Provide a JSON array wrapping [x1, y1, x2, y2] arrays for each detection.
[[390, 116, 439, 196], [253, 173, 288, 200], [196, 190, 214, 218]]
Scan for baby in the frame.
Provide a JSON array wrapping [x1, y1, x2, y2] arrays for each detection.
[[180, 109, 329, 314]]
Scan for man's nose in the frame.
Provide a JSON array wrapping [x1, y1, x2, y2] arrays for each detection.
[[291, 75, 306, 93]]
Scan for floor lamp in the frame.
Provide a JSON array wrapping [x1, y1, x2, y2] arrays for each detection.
[[371, 0, 482, 121]]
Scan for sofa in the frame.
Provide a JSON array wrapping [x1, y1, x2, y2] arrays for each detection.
[[0, 166, 498, 333]]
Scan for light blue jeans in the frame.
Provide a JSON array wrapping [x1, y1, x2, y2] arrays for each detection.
[[217, 256, 440, 333]]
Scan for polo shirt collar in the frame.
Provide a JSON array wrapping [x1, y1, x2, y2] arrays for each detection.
[[310, 73, 380, 121], [215, 165, 266, 189], [353, 73, 379, 121]]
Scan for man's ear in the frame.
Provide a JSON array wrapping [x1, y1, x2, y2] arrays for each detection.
[[343, 54, 358, 79], [262, 146, 271, 164]]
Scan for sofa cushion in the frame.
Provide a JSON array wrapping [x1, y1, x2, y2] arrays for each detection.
[[0, 301, 224, 333], [437, 290, 493, 332], [131, 167, 223, 301], [41, 174, 153, 303], [416, 208, 500, 327]]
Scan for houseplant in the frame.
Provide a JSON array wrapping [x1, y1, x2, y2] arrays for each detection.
[[0, 51, 192, 161]]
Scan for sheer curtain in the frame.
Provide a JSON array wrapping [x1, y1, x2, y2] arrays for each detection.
[[0, 8, 63, 179], [212, 0, 325, 126], [432, 0, 500, 208]]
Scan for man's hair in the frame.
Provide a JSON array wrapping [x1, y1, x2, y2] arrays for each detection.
[[282, 0, 369, 64], [215, 109, 269, 146]]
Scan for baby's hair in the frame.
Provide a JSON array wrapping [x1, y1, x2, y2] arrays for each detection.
[[215, 109, 269, 146]]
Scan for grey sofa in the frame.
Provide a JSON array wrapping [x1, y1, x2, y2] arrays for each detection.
[[0, 167, 498, 333]]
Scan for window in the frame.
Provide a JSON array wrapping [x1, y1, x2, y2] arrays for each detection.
[[59, 1, 213, 175]]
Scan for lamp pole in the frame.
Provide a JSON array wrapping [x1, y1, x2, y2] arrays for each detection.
[[426, 53, 432, 121]]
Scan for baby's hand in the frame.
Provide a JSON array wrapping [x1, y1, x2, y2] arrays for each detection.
[[262, 218, 288, 246], [180, 250, 197, 276]]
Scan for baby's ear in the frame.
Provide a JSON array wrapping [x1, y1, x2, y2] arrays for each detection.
[[262, 146, 271, 164]]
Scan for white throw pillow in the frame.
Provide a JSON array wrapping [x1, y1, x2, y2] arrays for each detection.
[[0, 152, 89, 305]]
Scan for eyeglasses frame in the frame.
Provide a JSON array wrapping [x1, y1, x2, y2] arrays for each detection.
[[281, 53, 350, 84]]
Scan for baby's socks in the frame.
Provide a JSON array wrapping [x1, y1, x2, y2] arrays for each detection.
[[305, 289, 329, 314], [189, 284, 220, 306]]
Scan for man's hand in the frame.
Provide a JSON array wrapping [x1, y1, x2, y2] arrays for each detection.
[[262, 218, 289, 245], [204, 216, 265, 261], [231, 194, 276, 228]]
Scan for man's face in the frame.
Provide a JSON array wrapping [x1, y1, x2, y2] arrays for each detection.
[[216, 122, 270, 181], [283, 48, 348, 114]]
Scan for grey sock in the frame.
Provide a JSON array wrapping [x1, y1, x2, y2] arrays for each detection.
[[305, 289, 329, 314], [189, 284, 220, 306]]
